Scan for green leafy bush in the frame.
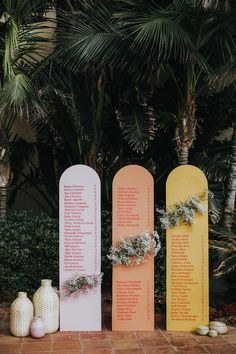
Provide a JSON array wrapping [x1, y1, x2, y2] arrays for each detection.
[[0, 210, 59, 302], [0, 208, 167, 308], [154, 214, 166, 311], [101, 208, 112, 292], [0, 209, 113, 303]]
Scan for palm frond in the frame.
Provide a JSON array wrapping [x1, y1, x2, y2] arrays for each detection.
[[206, 11, 236, 67], [208, 183, 224, 224], [185, 0, 231, 11], [210, 239, 236, 253], [156, 110, 176, 131], [116, 103, 157, 154], [2, 0, 53, 24], [191, 152, 228, 223], [0, 1, 56, 119], [209, 62, 236, 93], [14, 21, 56, 66], [210, 225, 236, 278], [213, 255, 236, 278], [2, 0, 56, 80], [29, 54, 67, 90], [0, 113, 37, 144], [58, 74, 95, 140], [5, 13, 55, 70], [192, 153, 229, 182], [210, 225, 236, 239], [0, 73, 43, 117], [9, 117, 38, 143], [56, 2, 127, 73], [117, 0, 196, 64]]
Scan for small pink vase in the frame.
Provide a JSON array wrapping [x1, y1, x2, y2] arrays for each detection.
[[30, 316, 45, 338]]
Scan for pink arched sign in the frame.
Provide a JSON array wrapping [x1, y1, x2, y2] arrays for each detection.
[[59, 165, 101, 331]]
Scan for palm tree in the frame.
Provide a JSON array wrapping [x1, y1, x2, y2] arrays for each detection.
[[210, 226, 236, 277], [209, 63, 236, 228], [191, 83, 236, 229], [223, 119, 236, 228], [56, 0, 236, 165], [116, 0, 236, 164], [0, 0, 55, 215], [56, 1, 164, 170], [206, 0, 236, 228]]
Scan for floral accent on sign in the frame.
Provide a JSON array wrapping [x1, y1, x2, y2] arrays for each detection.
[[157, 190, 212, 229], [107, 231, 161, 266], [62, 273, 103, 298]]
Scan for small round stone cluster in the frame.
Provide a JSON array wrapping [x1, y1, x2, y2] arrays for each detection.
[[196, 321, 228, 337]]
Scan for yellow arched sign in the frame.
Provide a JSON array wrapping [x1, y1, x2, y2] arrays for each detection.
[[166, 165, 209, 331]]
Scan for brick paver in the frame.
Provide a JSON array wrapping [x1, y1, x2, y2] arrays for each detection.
[[0, 306, 236, 354]]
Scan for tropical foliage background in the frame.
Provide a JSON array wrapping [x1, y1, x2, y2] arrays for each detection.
[[0, 0, 235, 313]]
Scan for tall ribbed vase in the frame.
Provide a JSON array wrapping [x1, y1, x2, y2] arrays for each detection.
[[10, 292, 33, 337], [33, 279, 59, 333]]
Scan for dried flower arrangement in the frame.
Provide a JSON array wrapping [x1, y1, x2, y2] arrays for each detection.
[[157, 190, 212, 229], [107, 231, 161, 266], [62, 273, 103, 298]]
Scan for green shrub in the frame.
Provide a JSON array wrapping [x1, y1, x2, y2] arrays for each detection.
[[101, 208, 112, 292], [0, 208, 167, 307], [154, 214, 166, 312], [0, 210, 59, 302], [0, 209, 114, 302]]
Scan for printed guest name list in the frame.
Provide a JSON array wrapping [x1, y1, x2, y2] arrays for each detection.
[[63, 184, 98, 273]]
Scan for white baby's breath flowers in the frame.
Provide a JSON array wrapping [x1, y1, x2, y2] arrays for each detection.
[[62, 273, 103, 298], [157, 191, 210, 229], [107, 231, 161, 266]]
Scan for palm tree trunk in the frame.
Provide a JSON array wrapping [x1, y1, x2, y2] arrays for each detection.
[[178, 145, 189, 165], [0, 128, 11, 188], [223, 122, 236, 228], [0, 187, 8, 217], [175, 95, 197, 165]]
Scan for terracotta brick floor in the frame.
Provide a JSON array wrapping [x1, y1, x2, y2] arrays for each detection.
[[1, 306, 236, 354]]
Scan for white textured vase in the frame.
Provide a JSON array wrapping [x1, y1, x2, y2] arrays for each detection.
[[10, 292, 33, 337], [33, 279, 59, 333]]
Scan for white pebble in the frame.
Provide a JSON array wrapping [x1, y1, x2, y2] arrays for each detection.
[[196, 325, 209, 336], [208, 329, 218, 337]]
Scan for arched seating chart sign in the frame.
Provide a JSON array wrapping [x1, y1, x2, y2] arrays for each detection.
[[112, 165, 154, 331], [59, 165, 101, 331], [166, 165, 209, 331]]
